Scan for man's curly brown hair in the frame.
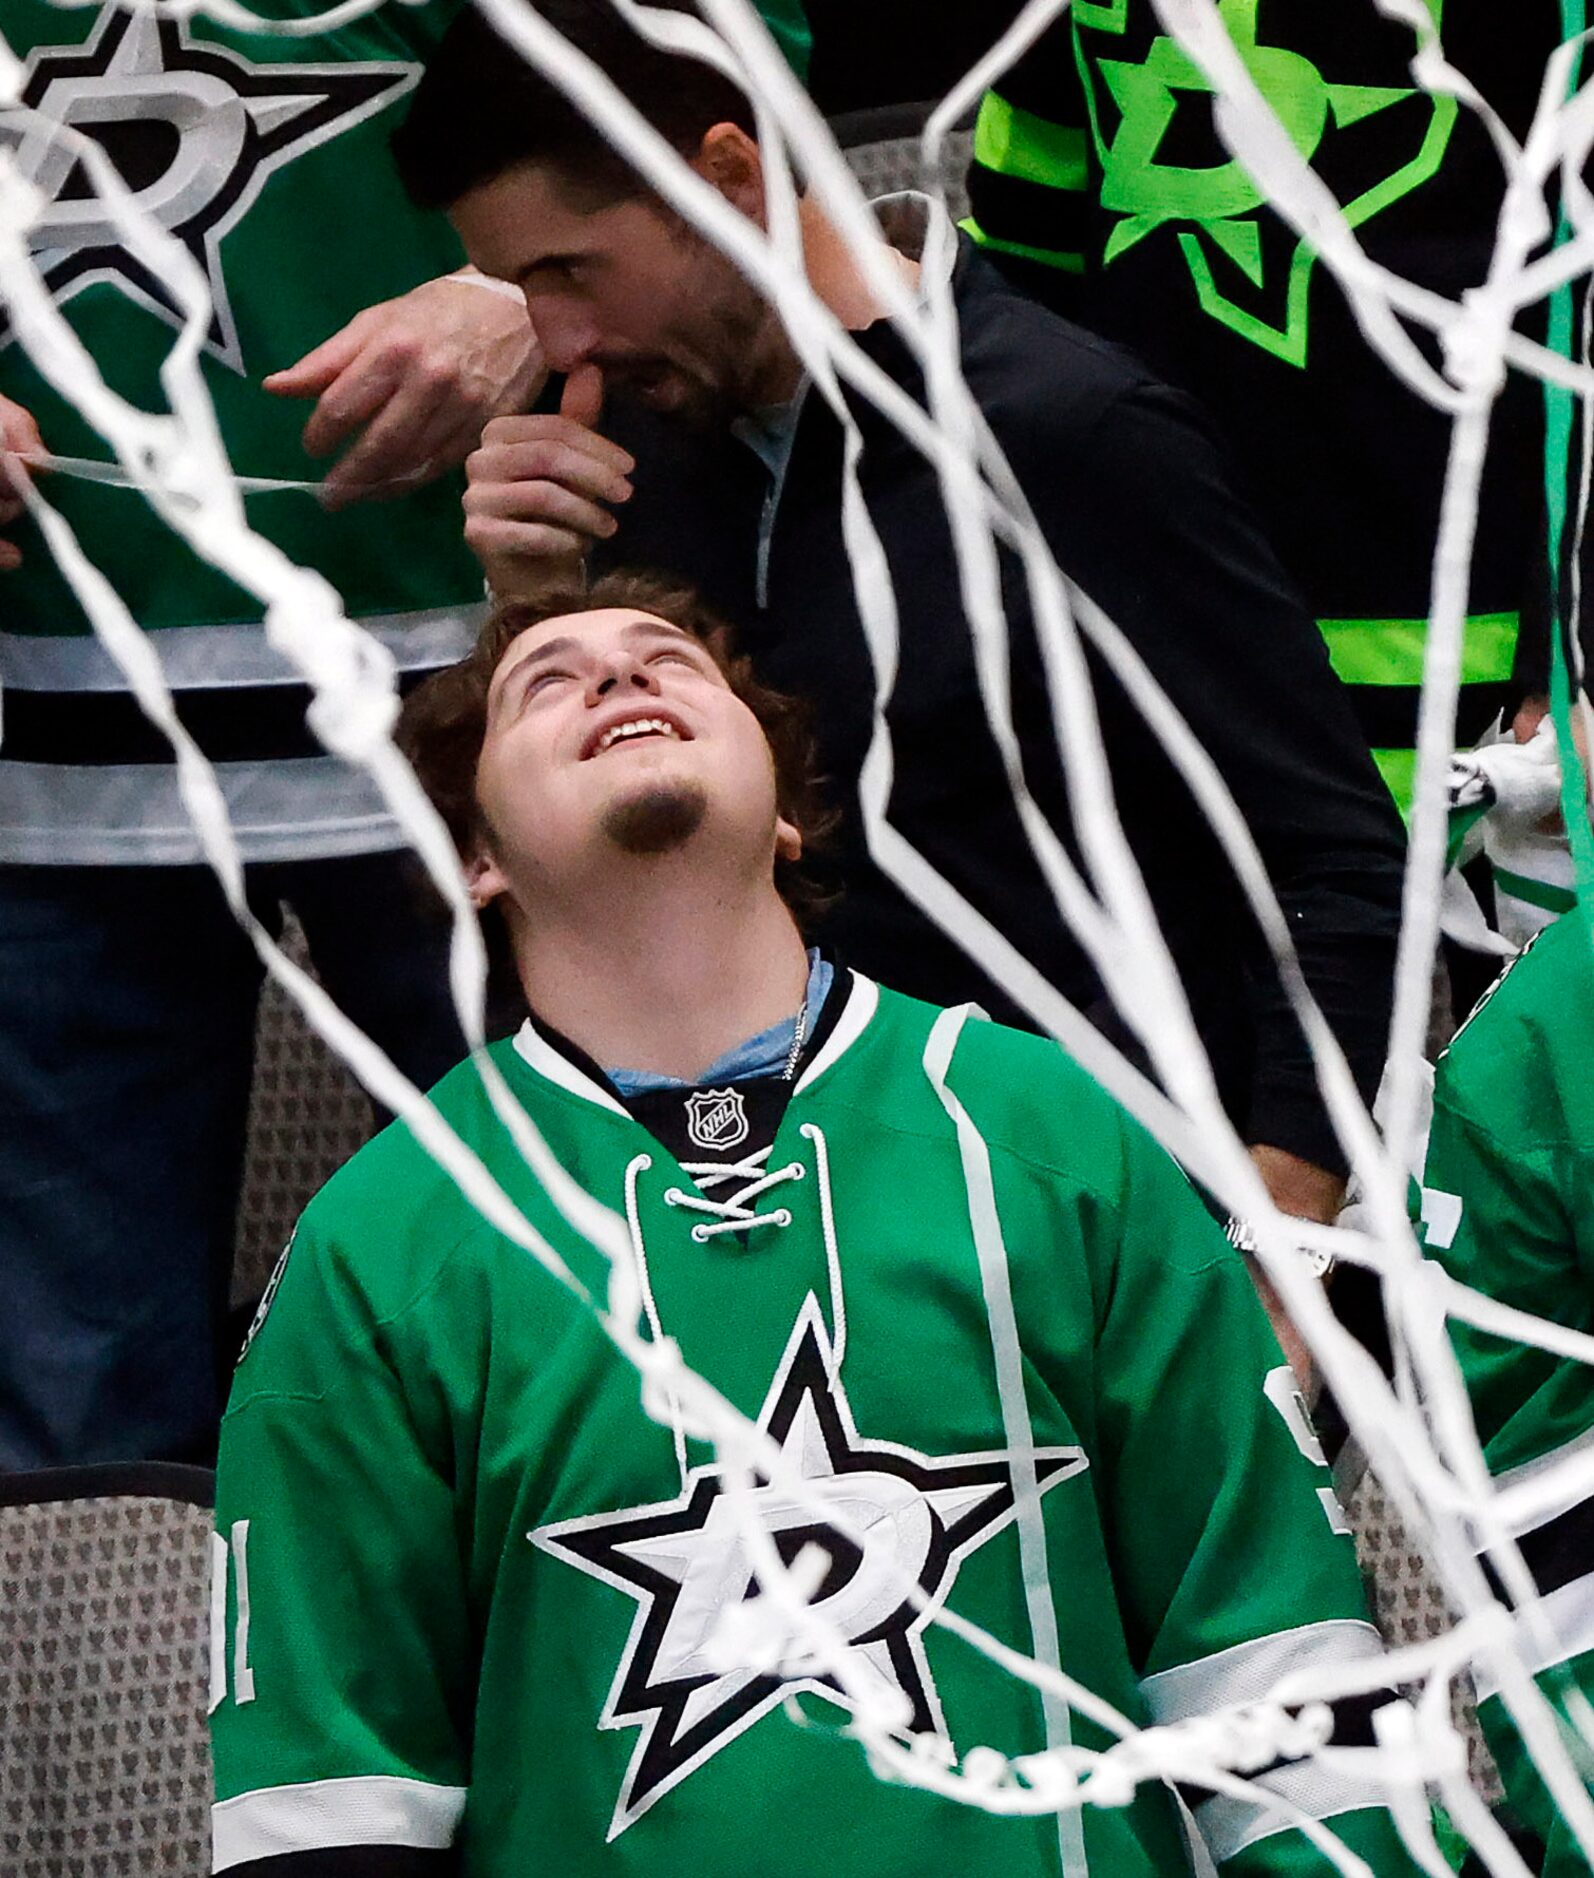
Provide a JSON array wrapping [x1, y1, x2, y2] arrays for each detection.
[[397, 569, 837, 939]]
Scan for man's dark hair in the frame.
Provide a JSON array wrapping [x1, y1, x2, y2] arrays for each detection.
[[392, 1, 757, 213], [397, 567, 836, 942]]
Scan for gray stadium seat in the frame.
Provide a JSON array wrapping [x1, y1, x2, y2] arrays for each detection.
[[841, 123, 972, 222], [0, 1465, 215, 1878], [234, 913, 369, 1309], [1347, 1468, 1503, 1803]]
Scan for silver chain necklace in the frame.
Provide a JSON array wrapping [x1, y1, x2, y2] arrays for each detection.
[[781, 991, 811, 1083]]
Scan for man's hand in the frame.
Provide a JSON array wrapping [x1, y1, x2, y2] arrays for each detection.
[[1511, 692, 1550, 744], [461, 365, 635, 600], [265, 273, 545, 511], [1245, 1144, 1347, 1390], [0, 394, 44, 570], [1249, 1144, 1345, 1227]]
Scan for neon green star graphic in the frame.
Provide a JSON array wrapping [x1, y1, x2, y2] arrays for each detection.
[[1087, 0, 1455, 365]]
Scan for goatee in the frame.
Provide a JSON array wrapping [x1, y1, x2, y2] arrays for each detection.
[[602, 782, 708, 856]]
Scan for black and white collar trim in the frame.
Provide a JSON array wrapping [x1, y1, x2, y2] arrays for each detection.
[[511, 968, 879, 1114]]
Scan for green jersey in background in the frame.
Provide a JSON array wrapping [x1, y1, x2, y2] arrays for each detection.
[[0, 0, 487, 862], [212, 974, 1420, 1877], [0, 0, 809, 866], [1420, 906, 1594, 1874]]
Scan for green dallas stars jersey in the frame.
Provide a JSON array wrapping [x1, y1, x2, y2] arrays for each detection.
[[1418, 906, 1594, 1875], [0, 0, 809, 865], [0, 0, 489, 863], [210, 973, 1417, 1878]]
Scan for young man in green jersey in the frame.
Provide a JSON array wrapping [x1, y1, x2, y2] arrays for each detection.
[[210, 569, 1420, 1878]]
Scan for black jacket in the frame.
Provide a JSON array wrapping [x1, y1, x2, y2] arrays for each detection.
[[598, 236, 1406, 1174]]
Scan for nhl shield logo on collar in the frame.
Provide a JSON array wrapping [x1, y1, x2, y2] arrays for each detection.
[[684, 1087, 749, 1153]]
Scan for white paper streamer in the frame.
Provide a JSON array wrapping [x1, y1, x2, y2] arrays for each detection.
[[6, 0, 1594, 1866]]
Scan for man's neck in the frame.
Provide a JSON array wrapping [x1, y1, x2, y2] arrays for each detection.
[[805, 195, 922, 327], [511, 867, 811, 1083], [748, 197, 922, 407]]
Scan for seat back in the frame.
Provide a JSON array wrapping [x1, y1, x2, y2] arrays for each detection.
[[842, 120, 973, 222], [1, 1465, 215, 1878]]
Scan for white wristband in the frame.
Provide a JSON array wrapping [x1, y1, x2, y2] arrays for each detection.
[[442, 270, 525, 303]]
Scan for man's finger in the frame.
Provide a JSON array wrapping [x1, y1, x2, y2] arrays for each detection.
[[297, 347, 405, 460], [479, 413, 634, 474], [464, 477, 619, 542], [464, 514, 592, 568], [467, 438, 633, 507], [0, 399, 44, 567], [0, 449, 43, 507], [263, 312, 378, 401], [1, 400, 46, 501], [0, 402, 45, 459], [559, 363, 605, 431], [320, 374, 464, 505]]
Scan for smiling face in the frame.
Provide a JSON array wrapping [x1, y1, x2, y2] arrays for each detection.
[[469, 605, 802, 916], [449, 134, 796, 428]]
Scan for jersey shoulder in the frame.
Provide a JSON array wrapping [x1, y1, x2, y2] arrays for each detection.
[[866, 981, 1152, 1198], [230, 1040, 551, 1398], [1437, 907, 1594, 1150], [290, 1041, 524, 1309]]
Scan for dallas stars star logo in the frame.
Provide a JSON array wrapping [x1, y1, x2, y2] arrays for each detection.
[[0, 8, 419, 370], [533, 1294, 1089, 1838], [1084, 0, 1457, 366]]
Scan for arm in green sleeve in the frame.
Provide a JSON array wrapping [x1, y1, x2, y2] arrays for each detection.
[[1093, 1124, 1422, 1876], [210, 1216, 475, 1874]]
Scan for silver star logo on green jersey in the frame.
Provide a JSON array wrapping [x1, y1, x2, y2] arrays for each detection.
[[1086, 0, 1456, 365], [533, 1293, 1089, 1838], [0, 7, 418, 372]]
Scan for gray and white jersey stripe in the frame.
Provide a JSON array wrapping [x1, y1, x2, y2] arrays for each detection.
[[1195, 1759, 1394, 1865], [0, 756, 416, 865], [211, 1774, 466, 1871], [0, 605, 480, 692], [1473, 1571, 1594, 1702], [1470, 1423, 1594, 1701], [1141, 1619, 1392, 1859], [1141, 1618, 1387, 1725], [0, 603, 481, 862]]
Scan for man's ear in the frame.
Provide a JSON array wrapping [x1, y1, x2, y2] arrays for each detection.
[[465, 844, 511, 910], [774, 814, 803, 865], [693, 122, 767, 225]]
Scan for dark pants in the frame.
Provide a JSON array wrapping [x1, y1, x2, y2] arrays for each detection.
[[0, 855, 465, 1470]]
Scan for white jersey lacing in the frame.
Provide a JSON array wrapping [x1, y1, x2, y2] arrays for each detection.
[[668, 1144, 803, 1240], [622, 1121, 846, 1493]]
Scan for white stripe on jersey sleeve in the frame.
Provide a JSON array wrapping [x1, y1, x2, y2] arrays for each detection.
[[1194, 1758, 1390, 1864], [1473, 1567, 1594, 1701], [211, 1774, 467, 1871], [1488, 1421, 1594, 1540], [1139, 1618, 1387, 1723], [1140, 1621, 1392, 1864]]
